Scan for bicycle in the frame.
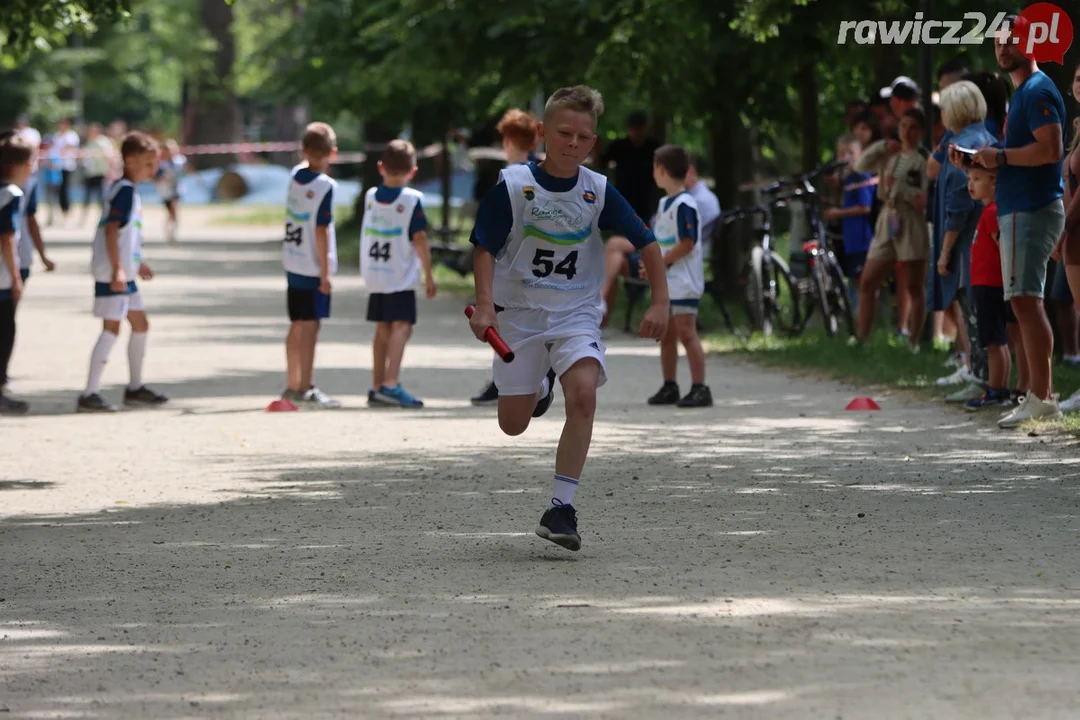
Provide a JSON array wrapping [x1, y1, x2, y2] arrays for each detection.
[[769, 160, 856, 340], [712, 204, 800, 337]]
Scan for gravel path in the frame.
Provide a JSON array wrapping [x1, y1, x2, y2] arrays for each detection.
[[2, 209, 1078, 719]]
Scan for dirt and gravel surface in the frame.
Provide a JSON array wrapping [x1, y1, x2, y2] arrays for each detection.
[[2, 208, 1078, 719]]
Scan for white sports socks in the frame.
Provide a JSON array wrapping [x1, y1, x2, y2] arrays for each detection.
[[128, 332, 147, 390], [85, 331, 118, 395], [551, 474, 579, 507]]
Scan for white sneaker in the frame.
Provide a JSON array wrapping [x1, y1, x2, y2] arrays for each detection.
[[936, 366, 975, 387], [998, 392, 1061, 429], [944, 352, 962, 369], [1059, 389, 1080, 413]]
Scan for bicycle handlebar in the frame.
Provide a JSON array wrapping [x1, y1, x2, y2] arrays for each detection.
[[721, 205, 769, 223], [762, 159, 849, 195]]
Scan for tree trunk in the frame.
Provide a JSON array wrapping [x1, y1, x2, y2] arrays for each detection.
[[187, 0, 238, 170], [797, 58, 820, 172], [709, 103, 755, 301]]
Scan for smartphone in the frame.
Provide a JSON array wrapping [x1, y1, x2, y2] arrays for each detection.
[[953, 146, 978, 166]]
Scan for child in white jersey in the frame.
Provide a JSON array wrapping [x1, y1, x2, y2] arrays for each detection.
[[0, 134, 35, 414], [281, 122, 341, 409], [156, 139, 186, 244], [645, 144, 712, 408], [469, 86, 670, 551], [78, 132, 167, 412], [361, 140, 436, 409]]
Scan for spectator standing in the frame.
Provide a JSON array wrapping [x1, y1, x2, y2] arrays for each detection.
[[598, 111, 662, 223], [51, 118, 80, 225], [12, 116, 41, 153], [1054, 60, 1080, 412], [80, 123, 114, 223], [824, 135, 875, 312], [960, 15, 1067, 427]]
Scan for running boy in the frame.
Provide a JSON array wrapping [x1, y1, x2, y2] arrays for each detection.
[[281, 122, 341, 409], [0, 134, 34, 414], [469, 85, 669, 551], [78, 131, 169, 412], [645, 144, 712, 408], [361, 139, 436, 409], [471, 108, 540, 406], [964, 165, 1023, 413], [824, 135, 874, 312]]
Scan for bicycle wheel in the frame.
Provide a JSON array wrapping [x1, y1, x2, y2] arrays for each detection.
[[825, 258, 856, 340], [745, 246, 768, 334], [812, 260, 839, 338], [766, 251, 800, 335]]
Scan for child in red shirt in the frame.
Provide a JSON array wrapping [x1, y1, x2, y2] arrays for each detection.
[[965, 166, 1026, 411]]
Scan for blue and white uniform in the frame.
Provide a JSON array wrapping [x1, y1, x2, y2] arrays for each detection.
[[470, 161, 655, 396], [282, 164, 337, 283], [91, 179, 145, 320], [360, 185, 426, 294], [653, 191, 703, 311], [0, 184, 24, 302], [156, 155, 186, 203]]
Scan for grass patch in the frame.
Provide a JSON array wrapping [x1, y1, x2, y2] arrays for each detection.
[[702, 324, 1080, 435], [210, 204, 357, 226]]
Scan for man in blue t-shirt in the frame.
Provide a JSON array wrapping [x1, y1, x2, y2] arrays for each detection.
[[959, 14, 1066, 426]]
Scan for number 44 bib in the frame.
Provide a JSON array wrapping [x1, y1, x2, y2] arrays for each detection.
[[494, 164, 608, 313]]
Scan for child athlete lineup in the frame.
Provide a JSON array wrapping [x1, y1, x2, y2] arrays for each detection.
[[1, 84, 714, 553]]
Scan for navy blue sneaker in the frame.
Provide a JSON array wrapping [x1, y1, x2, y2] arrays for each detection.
[[536, 501, 580, 551], [532, 368, 557, 418], [964, 388, 1012, 412]]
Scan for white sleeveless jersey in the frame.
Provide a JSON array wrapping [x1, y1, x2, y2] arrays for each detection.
[[359, 186, 424, 294], [653, 192, 704, 300], [91, 179, 143, 283], [282, 165, 338, 278], [0, 184, 23, 291], [18, 181, 35, 269], [494, 164, 608, 312]]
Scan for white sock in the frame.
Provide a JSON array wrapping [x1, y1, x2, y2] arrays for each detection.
[[539, 374, 550, 398], [128, 332, 148, 390], [551, 474, 579, 507], [85, 331, 118, 395]]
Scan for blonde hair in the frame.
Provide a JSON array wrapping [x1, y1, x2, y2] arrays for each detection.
[[543, 86, 605, 124], [940, 80, 987, 133], [496, 109, 539, 152], [301, 122, 336, 159]]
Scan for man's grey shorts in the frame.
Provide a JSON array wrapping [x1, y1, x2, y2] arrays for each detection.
[[999, 199, 1066, 301]]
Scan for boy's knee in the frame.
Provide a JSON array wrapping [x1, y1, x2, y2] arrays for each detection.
[[498, 415, 530, 436], [675, 316, 698, 343], [564, 383, 597, 420]]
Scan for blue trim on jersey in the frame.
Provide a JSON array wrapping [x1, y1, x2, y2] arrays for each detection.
[[600, 185, 654, 250], [374, 185, 403, 204], [676, 204, 698, 244], [286, 271, 321, 290], [20, 268, 30, 282], [104, 185, 134, 228], [0, 190, 18, 234], [24, 182, 38, 216], [287, 209, 311, 222], [671, 298, 700, 307], [94, 281, 137, 297], [293, 167, 322, 185], [375, 185, 427, 238]]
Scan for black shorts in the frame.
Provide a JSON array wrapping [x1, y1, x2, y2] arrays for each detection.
[[287, 286, 331, 321], [972, 285, 1014, 348], [367, 290, 416, 324], [841, 251, 867, 279]]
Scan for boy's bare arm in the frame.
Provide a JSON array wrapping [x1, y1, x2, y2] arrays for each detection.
[[28, 216, 53, 269], [104, 223, 125, 289], [412, 230, 437, 297], [315, 226, 330, 278], [468, 247, 498, 340], [663, 237, 696, 266], [0, 234, 18, 284]]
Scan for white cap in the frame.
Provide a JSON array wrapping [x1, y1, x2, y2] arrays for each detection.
[[880, 75, 919, 99]]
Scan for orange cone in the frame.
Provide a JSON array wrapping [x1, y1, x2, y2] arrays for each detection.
[[266, 398, 298, 412], [845, 397, 880, 411]]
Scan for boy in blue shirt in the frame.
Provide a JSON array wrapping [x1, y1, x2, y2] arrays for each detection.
[[0, 134, 35, 414], [825, 135, 874, 311]]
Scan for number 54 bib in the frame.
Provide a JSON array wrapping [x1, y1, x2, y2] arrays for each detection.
[[494, 164, 607, 313]]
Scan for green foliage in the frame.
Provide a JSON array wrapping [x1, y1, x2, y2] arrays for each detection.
[[1, 0, 132, 63]]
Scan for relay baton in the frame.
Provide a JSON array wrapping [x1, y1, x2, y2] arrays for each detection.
[[464, 305, 515, 363]]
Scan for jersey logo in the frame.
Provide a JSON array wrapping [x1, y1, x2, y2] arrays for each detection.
[[396, 204, 405, 213], [306, 190, 315, 199], [589, 341, 599, 350], [523, 186, 535, 201], [582, 190, 596, 204]]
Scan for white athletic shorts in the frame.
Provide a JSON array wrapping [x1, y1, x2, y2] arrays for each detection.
[[492, 307, 607, 397], [93, 291, 144, 320]]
